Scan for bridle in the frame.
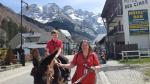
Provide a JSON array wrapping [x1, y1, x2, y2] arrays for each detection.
[[43, 60, 55, 84], [46, 59, 62, 84]]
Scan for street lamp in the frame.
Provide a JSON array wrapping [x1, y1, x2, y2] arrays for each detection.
[[20, 0, 28, 66]]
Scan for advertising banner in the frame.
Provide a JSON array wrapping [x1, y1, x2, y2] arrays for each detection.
[[128, 9, 149, 35]]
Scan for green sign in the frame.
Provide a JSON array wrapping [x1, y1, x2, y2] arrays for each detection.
[[128, 9, 149, 35]]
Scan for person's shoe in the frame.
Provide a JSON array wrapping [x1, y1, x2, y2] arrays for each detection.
[[64, 75, 71, 81], [66, 76, 71, 81]]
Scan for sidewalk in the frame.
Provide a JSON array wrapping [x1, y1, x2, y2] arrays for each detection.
[[101, 60, 150, 84], [0, 62, 32, 83]]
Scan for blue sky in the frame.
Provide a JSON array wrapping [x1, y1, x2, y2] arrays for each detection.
[[0, 0, 106, 14]]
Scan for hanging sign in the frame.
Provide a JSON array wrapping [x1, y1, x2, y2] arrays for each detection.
[[128, 9, 149, 35]]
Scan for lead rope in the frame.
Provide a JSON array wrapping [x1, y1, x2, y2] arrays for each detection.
[[73, 53, 96, 84], [73, 53, 89, 84], [73, 72, 88, 84]]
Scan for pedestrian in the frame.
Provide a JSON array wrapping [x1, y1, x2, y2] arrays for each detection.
[[30, 48, 40, 84], [100, 48, 106, 64], [58, 40, 101, 84], [45, 29, 70, 80], [18, 46, 25, 66]]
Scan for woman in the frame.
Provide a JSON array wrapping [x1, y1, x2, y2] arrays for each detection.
[[58, 40, 101, 84], [30, 48, 40, 84]]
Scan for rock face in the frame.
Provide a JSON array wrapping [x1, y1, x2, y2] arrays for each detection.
[[22, 3, 106, 41], [0, 3, 106, 42]]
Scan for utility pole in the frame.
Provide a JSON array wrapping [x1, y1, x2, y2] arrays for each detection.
[[20, 0, 28, 66]]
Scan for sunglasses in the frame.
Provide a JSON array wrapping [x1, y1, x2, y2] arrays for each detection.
[[82, 40, 90, 43]]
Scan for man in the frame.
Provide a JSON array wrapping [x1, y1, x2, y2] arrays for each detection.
[[18, 46, 25, 66], [45, 29, 70, 80]]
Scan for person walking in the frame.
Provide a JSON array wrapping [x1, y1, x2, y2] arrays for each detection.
[[58, 40, 101, 84]]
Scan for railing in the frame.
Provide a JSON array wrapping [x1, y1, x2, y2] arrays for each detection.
[[108, 25, 123, 35], [108, 9, 123, 24], [122, 50, 140, 61], [121, 49, 150, 61]]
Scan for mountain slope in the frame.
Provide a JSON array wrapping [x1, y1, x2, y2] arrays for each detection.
[[22, 3, 106, 41], [0, 3, 44, 32]]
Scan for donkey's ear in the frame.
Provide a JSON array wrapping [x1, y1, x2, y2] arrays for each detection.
[[50, 50, 58, 57]]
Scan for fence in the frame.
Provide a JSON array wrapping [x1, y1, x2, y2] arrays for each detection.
[[121, 49, 150, 62]]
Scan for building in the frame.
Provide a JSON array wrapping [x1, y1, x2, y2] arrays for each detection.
[[123, 0, 149, 49], [101, 0, 149, 59], [93, 33, 107, 47], [9, 29, 73, 56]]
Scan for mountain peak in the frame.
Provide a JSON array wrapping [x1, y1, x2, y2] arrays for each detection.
[[22, 3, 106, 41]]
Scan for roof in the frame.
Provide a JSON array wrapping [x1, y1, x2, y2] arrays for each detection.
[[93, 33, 107, 44], [22, 33, 41, 37], [101, 0, 112, 17], [38, 32, 51, 43], [60, 29, 71, 37], [17, 42, 46, 48]]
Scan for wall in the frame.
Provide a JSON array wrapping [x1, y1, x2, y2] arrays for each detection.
[[122, 0, 150, 49]]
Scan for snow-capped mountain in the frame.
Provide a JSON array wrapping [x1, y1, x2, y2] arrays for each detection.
[[22, 3, 106, 39]]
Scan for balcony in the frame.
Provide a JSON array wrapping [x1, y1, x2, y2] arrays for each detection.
[[108, 25, 124, 36], [108, 9, 123, 25], [115, 25, 124, 33]]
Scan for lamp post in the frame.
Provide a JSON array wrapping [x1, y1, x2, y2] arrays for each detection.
[[20, 0, 28, 66]]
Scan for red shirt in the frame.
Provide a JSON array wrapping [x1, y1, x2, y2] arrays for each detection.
[[46, 39, 63, 54], [71, 52, 100, 84]]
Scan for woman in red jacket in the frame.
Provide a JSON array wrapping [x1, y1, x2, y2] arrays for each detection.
[[58, 40, 101, 84]]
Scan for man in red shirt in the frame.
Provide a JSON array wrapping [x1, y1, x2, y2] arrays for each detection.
[[46, 29, 70, 80]]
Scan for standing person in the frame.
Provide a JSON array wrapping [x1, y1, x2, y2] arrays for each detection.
[[30, 48, 40, 84], [58, 40, 101, 84], [101, 48, 107, 64], [45, 29, 70, 80], [18, 46, 25, 66]]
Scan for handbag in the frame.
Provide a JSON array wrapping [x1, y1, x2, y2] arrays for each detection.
[[30, 67, 37, 76]]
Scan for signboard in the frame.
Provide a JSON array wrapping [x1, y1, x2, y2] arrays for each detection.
[[128, 9, 149, 35], [124, 0, 148, 9]]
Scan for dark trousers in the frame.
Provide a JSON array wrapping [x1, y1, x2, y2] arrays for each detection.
[[58, 56, 70, 79], [58, 56, 69, 64]]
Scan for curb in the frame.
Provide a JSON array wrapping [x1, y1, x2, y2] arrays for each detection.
[[99, 71, 111, 84]]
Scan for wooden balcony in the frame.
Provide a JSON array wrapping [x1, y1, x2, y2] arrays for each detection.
[[108, 25, 124, 36], [107, 9, 123, 25]]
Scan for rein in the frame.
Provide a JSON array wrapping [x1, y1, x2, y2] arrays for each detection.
[[47, 59, 62, 82], [73, 72, 88, 84], [73, 53, 95, 84]]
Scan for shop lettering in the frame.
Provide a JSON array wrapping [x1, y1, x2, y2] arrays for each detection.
[[125, 0, 148, 9], [124, 0, 137, 3], [134, 1, 145, 6]]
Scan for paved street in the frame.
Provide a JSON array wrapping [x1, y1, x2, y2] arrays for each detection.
[[102, 61, 150, 84], [0, 62, 33, 84], [1, 55, 150, 84], [0, 55, 103, 84]]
